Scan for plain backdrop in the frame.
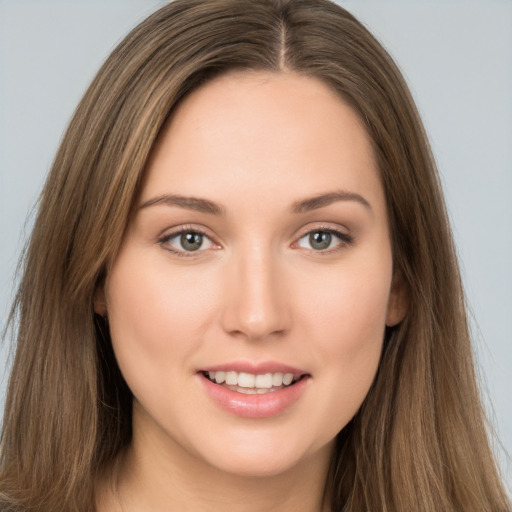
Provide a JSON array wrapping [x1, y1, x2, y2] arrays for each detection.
[[1, 0, 511, 492]]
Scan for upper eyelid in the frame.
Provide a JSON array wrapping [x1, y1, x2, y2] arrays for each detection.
[[158, 225, 220, 252], [296, 228, 353, 245], [158, 227, 219, 257], [294, 222, 352, 239], [157, 223, 352, 246], [159, 224, 216, 241]]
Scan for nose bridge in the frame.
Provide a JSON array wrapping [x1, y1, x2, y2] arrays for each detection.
[[221, 242, 289, 340]]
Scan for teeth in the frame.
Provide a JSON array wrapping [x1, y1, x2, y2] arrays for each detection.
[[283, 373, 294, 385], [272, 372, 284, 387], [225, 371, 237, 385], [214, 371, 226, 384], [206, 370, 299, 389], [255, 373, 273, 388], [238, 372, 255, 388]]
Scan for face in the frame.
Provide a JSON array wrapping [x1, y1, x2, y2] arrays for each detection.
[[99, 71, 406, 478]]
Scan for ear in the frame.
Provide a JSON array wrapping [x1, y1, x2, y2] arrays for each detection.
[[386, 268, 408, 327], [94, 284, 108, 317]]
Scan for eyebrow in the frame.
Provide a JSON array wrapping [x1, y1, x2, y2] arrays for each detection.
[[139, 190, 371, 216], [139, 194, 225, 215], [291, 191, 372, 213]]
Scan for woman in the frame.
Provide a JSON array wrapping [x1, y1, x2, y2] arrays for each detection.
[[0, 0, 509, 510]]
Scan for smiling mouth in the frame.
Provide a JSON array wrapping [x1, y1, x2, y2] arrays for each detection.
[[202, 370, 306, 395]]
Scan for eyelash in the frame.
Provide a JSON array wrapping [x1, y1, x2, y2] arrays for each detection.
[[294, 227, 354, 254], [158, 225, 354, 257], [158, 225, 216, 258]]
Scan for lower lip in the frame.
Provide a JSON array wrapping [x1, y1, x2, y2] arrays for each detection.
[[198, 374, 309, 419]]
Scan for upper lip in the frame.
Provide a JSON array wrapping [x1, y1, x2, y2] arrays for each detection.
[[199, 360, 309, 376]]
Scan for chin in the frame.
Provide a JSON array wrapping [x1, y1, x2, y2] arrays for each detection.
[[192, 429, 335, 479]]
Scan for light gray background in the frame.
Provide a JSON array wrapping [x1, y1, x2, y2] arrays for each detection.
[[1, 0, 511, 492]]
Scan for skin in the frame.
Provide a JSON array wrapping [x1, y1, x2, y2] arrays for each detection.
[[95, 71, 406, 511]]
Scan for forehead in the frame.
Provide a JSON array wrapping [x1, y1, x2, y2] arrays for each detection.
[[141, 71, 383, 212]]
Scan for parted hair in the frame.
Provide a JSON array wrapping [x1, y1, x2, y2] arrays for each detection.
[[1, 1, 510, 510]]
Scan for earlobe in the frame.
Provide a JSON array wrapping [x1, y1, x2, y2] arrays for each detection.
[[94, 285, 108, 317], [386, 269, 408, 327]]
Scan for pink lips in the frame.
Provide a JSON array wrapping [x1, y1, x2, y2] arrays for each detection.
[[197, 361, 310, 419], [202, 361, 306, 375]]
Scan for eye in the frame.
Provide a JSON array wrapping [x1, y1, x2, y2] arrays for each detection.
[[160, 229, 217, 255], [296, 229, 352, 252]]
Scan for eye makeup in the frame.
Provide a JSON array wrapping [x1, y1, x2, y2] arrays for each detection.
[[157, 222, 355, 259]]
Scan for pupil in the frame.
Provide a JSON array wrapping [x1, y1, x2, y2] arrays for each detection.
[[181, 232, 202, 251], [310, 231, 331, 250]]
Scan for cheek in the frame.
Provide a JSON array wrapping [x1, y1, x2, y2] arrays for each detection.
[[297, 255, 392, 349], [293, 256, 392, 428], [105, 250, 219, 376], [331, 277, 389, 374]]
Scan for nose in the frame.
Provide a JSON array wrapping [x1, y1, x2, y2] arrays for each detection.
[[220, 247, 291, 341]]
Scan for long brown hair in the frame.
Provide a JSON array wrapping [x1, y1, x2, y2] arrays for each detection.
[[1, 1, 509, 510]]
